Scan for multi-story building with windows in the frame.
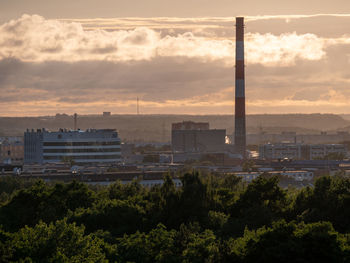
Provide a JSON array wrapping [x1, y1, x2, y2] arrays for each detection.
[[259, 143, 347, 160], [0, 138, 24, 165], [24, 129, 121, 164]]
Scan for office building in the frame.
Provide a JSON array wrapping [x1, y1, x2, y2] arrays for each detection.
[[24, 129, 121, 164]]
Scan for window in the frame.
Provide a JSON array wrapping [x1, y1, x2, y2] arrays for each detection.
[[43, 141, 120, 146]]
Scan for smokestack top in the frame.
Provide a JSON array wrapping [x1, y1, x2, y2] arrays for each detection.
[[235, 17, 244, 41], [236, 17, 244, 25]]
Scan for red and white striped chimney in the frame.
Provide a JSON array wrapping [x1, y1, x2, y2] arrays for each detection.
[[234, 17, 246, 158]]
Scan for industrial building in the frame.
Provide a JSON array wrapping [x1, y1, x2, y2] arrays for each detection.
[[24, 129, 121, 164], [171, 121, 226, 153], [259, 143, 347, 160]]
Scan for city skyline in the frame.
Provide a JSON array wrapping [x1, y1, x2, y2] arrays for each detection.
[[1, 1, 350, 116]]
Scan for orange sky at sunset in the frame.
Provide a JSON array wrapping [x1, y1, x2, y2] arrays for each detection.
[[1, 1, 350, 116]]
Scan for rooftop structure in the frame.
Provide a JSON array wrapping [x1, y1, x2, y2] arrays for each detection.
[[172, 121, 209, 131]]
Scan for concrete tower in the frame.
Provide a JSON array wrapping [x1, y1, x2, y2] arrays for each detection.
[[234, 17, 246, 158]]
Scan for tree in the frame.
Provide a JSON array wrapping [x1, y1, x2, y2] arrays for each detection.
[[229, 176, 287, 232], [7, 219, 106, 262], [177, 172, 210, 226], [116, 224, 178, 263], [226, 221, 350, 263], [71, 199, 148, 236], [292, 176, 350, 233], [0, 180, 96, 232]]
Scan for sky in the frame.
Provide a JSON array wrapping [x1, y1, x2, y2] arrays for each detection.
[[1, 1, 350, 116]]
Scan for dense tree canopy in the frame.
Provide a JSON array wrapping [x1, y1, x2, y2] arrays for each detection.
[[0, 173, 349, 262]]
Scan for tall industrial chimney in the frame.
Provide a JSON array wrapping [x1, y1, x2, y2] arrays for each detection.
[[234, 17, 246, 158]]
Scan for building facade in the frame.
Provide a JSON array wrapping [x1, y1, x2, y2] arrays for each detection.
[[172, 121, 209, 131], [247, 131, 350, 145], [24, 129, 121, 164], [259, 143, 347, 160], [235, 170, 313, 183], [171, 121, 226, 153], [0, 138, 24, 165]]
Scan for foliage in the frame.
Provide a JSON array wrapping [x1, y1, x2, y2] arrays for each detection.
[[292, 175, 350, 232], [0, 180, 96, 232], [0, 174, 349, 261], [226, 221, 350, 263], [3, 219, 106, 262]]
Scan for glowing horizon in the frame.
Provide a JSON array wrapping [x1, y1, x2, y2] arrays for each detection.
[[1, 12, 350, 116]]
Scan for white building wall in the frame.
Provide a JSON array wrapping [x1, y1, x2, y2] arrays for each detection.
[[25, 129, 121, 164]]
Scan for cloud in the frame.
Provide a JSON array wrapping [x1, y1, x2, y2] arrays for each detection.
[[1, 14, 350, 116], [246, 13, 350, 22], [0, 14, 341, 66]]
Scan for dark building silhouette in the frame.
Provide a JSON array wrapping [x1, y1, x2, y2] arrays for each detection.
[[171, 121, 226, 153]]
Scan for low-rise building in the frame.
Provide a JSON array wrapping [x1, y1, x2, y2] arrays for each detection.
[[0, 138, 24, 165], [259, 143, 347, 160], [247, 131, 350, 145], [235, 170, 314, 183]]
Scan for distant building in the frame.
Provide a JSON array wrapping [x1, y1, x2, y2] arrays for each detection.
[[247, 131, 350, 145], [0, 138, 24, 165], [103, 112, 111, 117], [259, 143, 347, 160], [172, 121, 209, 131], [171, 121, 226, 152], [235, 170, 313, 183], [24, 129, 121, 164]]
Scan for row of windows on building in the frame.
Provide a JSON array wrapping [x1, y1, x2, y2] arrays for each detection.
[[43, 154, 121, 160], [43, 148, 121, 153], [43, 141, 121, 146]]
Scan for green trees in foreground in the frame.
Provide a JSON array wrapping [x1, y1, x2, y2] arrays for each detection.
[[1, 220, 349, 262], [0, 173, 349, 262]]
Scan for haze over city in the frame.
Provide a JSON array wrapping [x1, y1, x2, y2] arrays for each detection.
[[1, 0, 350, 116]]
